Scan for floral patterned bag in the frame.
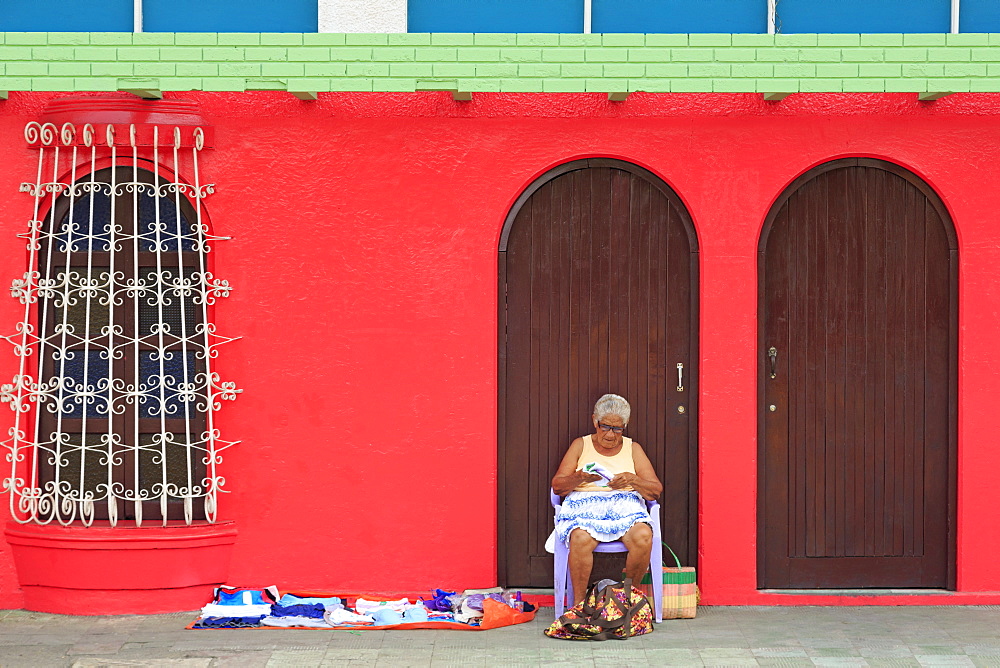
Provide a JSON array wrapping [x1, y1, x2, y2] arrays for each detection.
[[544, 579, 653, 641]]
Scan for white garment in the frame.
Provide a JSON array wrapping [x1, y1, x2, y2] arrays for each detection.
[[200, 603, 272, 617], [455, 599, 485, 624], [260, 615, 332, 628], [325, 608, 376, 626], [354, 597, 410, 614]]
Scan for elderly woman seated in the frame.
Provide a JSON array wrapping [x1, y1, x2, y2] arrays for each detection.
[[551, 393, 663, 605]]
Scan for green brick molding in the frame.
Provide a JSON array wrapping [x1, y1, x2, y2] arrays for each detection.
[[2, 32, 1000, 95]]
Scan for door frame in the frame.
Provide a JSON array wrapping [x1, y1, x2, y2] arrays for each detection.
[[497, 157, 701, 586], [756, 157, 959, 589]]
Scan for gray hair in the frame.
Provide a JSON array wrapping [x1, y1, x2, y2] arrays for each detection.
[[593, 393, 631, 425]]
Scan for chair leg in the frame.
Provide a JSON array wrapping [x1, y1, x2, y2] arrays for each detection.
[[649, 538, 663, 623], [554, 540, 568, 619]]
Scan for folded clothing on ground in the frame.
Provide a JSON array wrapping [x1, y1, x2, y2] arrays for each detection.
[[278, 594, 343, 609], [354, 597, 410, 614], [193, 615, 265, 629], [325, 608, 375, 626], [261, 615, 332, 628], [201, 603, 273, 618], [213, 586, 279, 607], [270, 603, 326, 619]]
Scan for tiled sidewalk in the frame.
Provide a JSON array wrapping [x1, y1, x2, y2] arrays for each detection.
[[1, 605, 1000, 667]]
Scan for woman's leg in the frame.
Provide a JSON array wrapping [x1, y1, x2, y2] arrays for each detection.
[[568, 528, 598, 605], [621, 522, 653, 583]]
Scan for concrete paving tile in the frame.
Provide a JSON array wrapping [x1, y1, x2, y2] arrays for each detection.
[[72, 660, 213, 667], [860, 648, 915, 658], [701, 648, 757, 658], [753, 648, 810, 657], [266, 650, 326, 666], [324, 648, 380, 660], [693, 640, 754, 649], [643, 650, 704, 666], [744, 637, 805, 647], [971, 659, 1000, 668], [755, 660, 813, 667], [325, 633, 385, 649], [119, 641, 178, 650], [913, 658, 976, 667], [66, 641, 127, 655], [798, 639, 856, 649], [211, 654, 273, 668], [10, 633, 79, 646], [808, 649, 864, 658], [915, 647, 969, 656], [590, 650, 648, 663], [2, 649, 74, 668], [526, 661, 595, 668], [865, 660, 922, 668], [809, 659, 870, 667], [375, 647, 434, 659]]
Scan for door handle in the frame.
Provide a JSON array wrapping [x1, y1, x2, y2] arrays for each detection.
[[676, 363, 684, 392], [768, 346, 777, 379]]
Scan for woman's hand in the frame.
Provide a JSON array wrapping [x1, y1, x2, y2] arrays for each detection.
[[608, 472, 639, 490], [553, 469, 603, 495], [552, 438, 604, 495], [576, 471, 604, 485]]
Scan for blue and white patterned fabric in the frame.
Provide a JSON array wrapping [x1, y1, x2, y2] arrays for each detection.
[[555, 490, 651, 545]]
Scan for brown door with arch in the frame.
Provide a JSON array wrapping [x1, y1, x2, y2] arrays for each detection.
[[759, 159, 957, 589], [498, 159, 699, 587]]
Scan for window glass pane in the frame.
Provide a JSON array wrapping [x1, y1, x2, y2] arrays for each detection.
[[58, 191, 113, 252], [138, 191, 197, 252], [50, 434, 109, 499], [776, 0, 949, 33], [1, 0, 132, 31], [594, 0, 766, 33], [143, 0, 318, 32], [137, 433, 200, 499], [61, 267, 112, 340], [139, 351, 198, 419], [50, 350, 111, 418], [961, 0, 1000, 31], [138, 267, 200, 339], [408, 0, 583, 32]]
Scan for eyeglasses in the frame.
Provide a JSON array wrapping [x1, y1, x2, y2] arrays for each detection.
[[597, 423, 625, 434]]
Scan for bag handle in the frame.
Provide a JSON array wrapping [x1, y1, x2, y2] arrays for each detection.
[[663, 541, 683, 568]]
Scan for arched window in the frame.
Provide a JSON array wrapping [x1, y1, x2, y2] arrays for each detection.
[[3, 122, 238, 527]]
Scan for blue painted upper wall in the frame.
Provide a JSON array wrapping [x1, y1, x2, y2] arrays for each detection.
[[775, 0, 949, 33], [408, 0, 583, 33], [593, 0, 766, 33], [1, 0, 317, 32], [4, 0, 1000, 33], [2, 0, 133, 31], [962, 0, 1000, 32], [145, 0, 317, 32]]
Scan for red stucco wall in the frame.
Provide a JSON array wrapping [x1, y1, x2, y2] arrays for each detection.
[[2, 91, 1000, 610]]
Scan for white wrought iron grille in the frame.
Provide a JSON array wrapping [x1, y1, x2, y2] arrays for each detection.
[[2, 121, 239, 527]]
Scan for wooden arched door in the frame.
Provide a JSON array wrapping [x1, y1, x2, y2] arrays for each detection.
[[759, 158, 957, 589], [498, 159, 699, 587]]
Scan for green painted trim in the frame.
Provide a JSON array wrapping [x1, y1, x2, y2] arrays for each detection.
[[2, 32, 1000, 94]]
